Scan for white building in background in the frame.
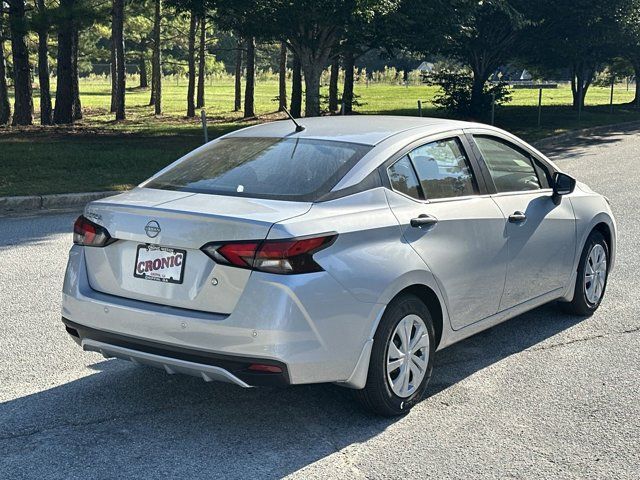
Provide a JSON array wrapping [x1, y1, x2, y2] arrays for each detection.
[[416, 62, 435, 74]]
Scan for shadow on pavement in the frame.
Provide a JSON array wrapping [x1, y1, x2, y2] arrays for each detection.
[[0, 303, 585, 479], [536, 122, 640, 157]]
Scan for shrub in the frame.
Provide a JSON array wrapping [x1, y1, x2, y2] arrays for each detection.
[[427, 70, 511, 119]]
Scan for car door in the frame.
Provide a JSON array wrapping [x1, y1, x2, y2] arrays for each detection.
[[383, 132, 508, 330], [468, 132, 576, 311]]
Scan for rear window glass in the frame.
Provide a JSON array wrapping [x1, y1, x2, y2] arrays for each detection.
[[145, 137, 372, 201]]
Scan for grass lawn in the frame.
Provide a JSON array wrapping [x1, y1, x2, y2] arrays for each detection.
[[1, 77, 639, 196]]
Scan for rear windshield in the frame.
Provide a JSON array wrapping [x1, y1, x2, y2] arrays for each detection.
[[145, 137, 372, 201]]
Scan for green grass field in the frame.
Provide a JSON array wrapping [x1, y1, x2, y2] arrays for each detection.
[[1, 77, 639, 196]]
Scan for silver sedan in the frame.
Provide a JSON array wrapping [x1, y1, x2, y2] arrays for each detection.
[[62, 116, 616, 416]]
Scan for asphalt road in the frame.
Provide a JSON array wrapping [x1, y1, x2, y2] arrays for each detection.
[[1, 127, 639, 479]]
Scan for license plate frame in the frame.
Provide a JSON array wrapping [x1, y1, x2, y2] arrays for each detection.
[[133, 244, 187, 284]]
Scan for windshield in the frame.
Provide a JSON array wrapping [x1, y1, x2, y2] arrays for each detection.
[[145, 137, 372, 201]]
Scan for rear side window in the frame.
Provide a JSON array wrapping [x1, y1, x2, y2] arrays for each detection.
[[145, 137, 372, 201], [408, 138, 477, 199], [474, 136, 541, 193], [388, 156, 421, 199]]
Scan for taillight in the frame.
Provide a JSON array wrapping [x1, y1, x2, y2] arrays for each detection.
[[73, 215, 116, 247], [201, 234, 336, 274]]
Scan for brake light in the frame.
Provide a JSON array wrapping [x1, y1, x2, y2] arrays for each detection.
[[201, 234, 336, 274], [73, 215, 116, 247]]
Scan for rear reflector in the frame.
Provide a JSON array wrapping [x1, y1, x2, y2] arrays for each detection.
[[201, 234, 337, 274], [248, 364, 283, 374], [73, 215, 116, 247]]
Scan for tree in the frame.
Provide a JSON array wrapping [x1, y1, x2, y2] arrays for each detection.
[[0, 9, 11, 125], [290, 51, 302, 117], [328, 56, 339, 112], [7, 0, 33, 125], [213, 1, 398, 117], [196, 15, 206, 108], [150, 0, 162, 113], [405, 0, 527, 118], [186, 9, 196, 116], [33, 0, 52, 125], [53, 0, 75, 124], [167, 0, 206, 116], [278, 41, 287, 111], [112, 0, 125, 120], [616, 0, 640, 106], [243, 35, 255, 117], [72, 25, 82, 120], [342, 50, 355, 114], [520, 0, 626, 110], [233, 36, 242, 111]]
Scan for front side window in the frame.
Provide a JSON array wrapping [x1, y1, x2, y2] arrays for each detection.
[[474, 136, 541, 193], [408, 138, 477, 200], [145, 137, 372, 201]]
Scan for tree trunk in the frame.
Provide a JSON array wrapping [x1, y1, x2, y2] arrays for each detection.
[[570, 63, 593, 111], [8, 0, 33, 125], [233, 38, 242, 111], [110, 33, 116, 112], [632, 60, 640, 108], [71, 26, 82, 120], [113, 0, 125, 120], [342, 50, 354, 114], [300, 60, 322, 117], [290, 53, 302, 118], [0, 12, 12, 125], [278, 41, 287, 111], [328, 56, 339, 113], [196, 16, 205, 108], [36, 0, 52, 125], [53, 0, 75, 124], [186, 10, 196, 117], [150, 0, 161, 112], [244, 36, 255, 118], [469, 66, 488, 119], [139, 54, 148, 88]]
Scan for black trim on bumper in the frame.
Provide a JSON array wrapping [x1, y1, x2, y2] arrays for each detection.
[[62, 317, 290, 387]]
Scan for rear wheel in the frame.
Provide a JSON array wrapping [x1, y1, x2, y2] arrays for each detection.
[[356, 294, 435, 416], [562, 230, 609, 316]]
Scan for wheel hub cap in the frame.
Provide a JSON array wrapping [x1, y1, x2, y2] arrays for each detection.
[[584, 244, 607, 305], [386, 314, 429, 398]]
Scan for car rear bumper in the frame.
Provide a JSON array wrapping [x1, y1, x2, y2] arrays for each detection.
[[62, 317, 289, 387], [62, 245, 384, 386]]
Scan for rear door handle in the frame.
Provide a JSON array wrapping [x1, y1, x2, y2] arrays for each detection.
[[410, 214, 438, 228], [509, 211, 527, 223]]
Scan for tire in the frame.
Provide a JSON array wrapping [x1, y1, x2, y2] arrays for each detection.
[[356, 294, 435, 417], [562, 230, 609, 316]]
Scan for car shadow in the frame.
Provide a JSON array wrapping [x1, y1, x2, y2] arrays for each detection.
[[0, 303, 585, 479]]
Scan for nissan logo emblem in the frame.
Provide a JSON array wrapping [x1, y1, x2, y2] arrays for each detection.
[[145, 220, 161, 238]]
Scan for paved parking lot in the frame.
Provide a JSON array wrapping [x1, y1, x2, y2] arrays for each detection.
[[1, 127, 639, 479]]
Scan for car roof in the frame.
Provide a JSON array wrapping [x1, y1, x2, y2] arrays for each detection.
[[225, 115, 487, 146]]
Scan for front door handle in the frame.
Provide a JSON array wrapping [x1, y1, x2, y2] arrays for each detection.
[[509, 211, 527, 223], [410, 214, 438, 228]]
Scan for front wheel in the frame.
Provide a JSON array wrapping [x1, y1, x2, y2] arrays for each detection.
[[562, 230, 609, 316], [356, 294, 435, 416]]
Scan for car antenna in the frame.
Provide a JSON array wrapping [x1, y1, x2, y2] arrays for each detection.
[[282, 107, 306, 132]]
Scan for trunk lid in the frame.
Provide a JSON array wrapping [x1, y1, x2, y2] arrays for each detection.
[[82, 188, 311, 314]]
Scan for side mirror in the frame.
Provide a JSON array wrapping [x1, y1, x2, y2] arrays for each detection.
[[552, 172, 576, 204]]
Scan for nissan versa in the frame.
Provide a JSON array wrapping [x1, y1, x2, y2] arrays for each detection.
[[62, 116, 616, 416]]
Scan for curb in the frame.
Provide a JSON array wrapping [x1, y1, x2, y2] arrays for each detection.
[[0, 191, 119, 216]]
